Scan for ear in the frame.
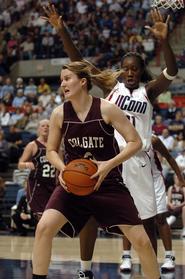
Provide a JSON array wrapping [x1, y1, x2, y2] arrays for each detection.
[[80, 77, 87, 87]]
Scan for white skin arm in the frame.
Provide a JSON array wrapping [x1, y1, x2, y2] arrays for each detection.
[[46, 104, 65, 171], [46, 105, 67, 190], [18, 142, 37, 170], [92, 99, 142, 190]]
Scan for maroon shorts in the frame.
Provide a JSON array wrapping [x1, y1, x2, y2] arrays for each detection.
[[27, 179, 56, 215], [45, 181, 141, 237]]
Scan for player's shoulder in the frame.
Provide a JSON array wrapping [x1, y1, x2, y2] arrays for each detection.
[[101, 98, 118, 110]]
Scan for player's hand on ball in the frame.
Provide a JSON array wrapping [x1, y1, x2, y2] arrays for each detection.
[[41, 2, 64, 31], [59, 168, 70, 193], [90, 159, 112, 191]]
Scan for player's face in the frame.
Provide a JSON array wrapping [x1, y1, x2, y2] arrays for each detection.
[[121, 57, 142, 90], [38, 120, 49, 137], [60, 69, 83, 100]]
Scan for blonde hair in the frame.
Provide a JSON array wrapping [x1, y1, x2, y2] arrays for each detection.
[[62, 60, 123, 93]]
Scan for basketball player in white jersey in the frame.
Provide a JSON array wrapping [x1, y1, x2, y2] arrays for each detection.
[[120, 135, 185, 272], [42, 4, 177, 279]]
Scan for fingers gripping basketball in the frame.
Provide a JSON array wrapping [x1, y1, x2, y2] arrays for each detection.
[[62, 159, 98, 196]]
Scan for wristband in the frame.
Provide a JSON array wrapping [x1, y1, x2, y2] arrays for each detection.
[[163, 68, 176, 80]]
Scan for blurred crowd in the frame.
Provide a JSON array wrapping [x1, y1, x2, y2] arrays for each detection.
[[0, 0, 185, 76]]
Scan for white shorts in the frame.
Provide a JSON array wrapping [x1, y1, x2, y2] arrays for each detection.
[[153, 173, 167, 214], [122, 151, 157, 220]]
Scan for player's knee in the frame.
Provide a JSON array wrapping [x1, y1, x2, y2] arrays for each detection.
[[156, 213, 167, 226], [35, 220, 53, 239], [134, 232, 151, 251]]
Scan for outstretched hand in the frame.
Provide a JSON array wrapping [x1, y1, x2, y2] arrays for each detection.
[[41, 2, 64, 31], [145, 8, 170, 41]]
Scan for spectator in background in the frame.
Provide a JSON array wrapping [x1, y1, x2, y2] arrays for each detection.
[[38, 89, 51, 107], [0, 101, 11, 127], [0, 54, 9, 76], [0, 177, 8, 230], [176, 149, 185, 174], [0, 77, 14, 100], [167, 174, 185, 238], [173, 132, 185, 154], [159, 128, 175, 152], [152, 115, 167, 136], [168, 110, 184, 137], [15, 77, 24, 93], [157, 89, 172, 118], [16, 181, 27, 205], [166, 100, 178, 120], [5, 124, 24, 163], [20, 36, 34, 60], [0, 130, 9, 172], [12, 193, 35, 236], [12, 89, 26, 108], [9, 107, 25, 127], [24, 113, 39, 134], [38, 78, 51, 95], [24, 78, 37, 96]]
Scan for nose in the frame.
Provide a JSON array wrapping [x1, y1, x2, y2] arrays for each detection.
[[128, 69, 133, 76]]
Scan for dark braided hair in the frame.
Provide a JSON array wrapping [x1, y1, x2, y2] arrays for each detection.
[[121, 52, 153, 83]]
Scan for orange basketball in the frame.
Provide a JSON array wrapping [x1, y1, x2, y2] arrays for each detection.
[[62, 159, 98, 196]]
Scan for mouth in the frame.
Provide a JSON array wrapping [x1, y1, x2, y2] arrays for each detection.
[[63, 89, 70, 96], [126, 79, 136, 86]]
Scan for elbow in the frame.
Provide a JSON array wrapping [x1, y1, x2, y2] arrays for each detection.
[[46, 150, 51, 163], [137, 138, 143, 152]]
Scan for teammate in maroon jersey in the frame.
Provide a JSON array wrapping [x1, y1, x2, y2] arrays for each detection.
[[18, 119, 57, 219], [31, 61, 160, 279]]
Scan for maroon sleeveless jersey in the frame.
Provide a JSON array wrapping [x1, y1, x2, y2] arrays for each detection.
[[61, 97, 123, 184], [27, 140, 57, 214], [171, 186, 184, 206]]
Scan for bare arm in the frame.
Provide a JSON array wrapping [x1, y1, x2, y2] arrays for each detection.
[[41, 3, 114, 95], [18, 142, 37, 170], [167, 186, 173, 208], [91, 99, 142, 190], [145, 9, 178, 103], [46, 105, 65, 172], [152, 135, 185, 187], [102, 100, 142, 165]]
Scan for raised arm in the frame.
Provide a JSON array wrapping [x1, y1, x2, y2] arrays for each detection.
[[42, 3, 82, 61], [152, 135, 185, 187], [145, 9, 178, 103], [41, 3, 115, 95]]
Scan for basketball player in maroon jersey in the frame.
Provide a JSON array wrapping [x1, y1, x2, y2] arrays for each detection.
[[41, 4, 178, 278], [18, 119, 57, 218], [31, 61, 161, 279]]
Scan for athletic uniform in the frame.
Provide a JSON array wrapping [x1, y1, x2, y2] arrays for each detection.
[[148, 147, 167, 214], [168, 186, 184, 217], [27, 140, 57, 215], [108, 82, 157, 220], [46, 97, 141, 237]]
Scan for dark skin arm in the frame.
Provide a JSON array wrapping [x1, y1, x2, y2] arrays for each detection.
[[42, 4, 177, 100], [152, 135, 185, 187], [41, 2, 112, 95], [145, 9, 178, 104]]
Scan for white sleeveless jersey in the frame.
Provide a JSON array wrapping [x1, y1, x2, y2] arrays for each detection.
[[148, 147, 167, 214], [108, 82, 153, 151], [148, 147, 162, 179]]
